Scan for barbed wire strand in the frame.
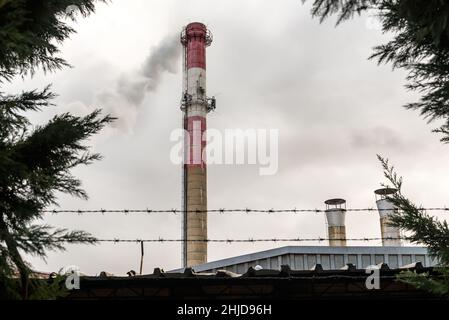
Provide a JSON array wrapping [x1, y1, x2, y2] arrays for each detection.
[[22, 236, 449, 244], [41, 207, 449, 215]]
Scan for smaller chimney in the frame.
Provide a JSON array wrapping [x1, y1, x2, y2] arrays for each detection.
[[375, 188, 401, 246], [324, 198, 347, 246]]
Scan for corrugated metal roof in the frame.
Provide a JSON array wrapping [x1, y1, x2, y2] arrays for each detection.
[[169, 245, 431, 273]]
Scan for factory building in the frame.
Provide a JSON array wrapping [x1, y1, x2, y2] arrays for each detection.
[[171, 187, 437, 273], [170, 246, 436, 274]]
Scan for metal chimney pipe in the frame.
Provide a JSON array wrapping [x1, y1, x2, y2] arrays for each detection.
[[324, 199, 347, 246], [375, 188, 401, 246], [180, 23, 213, 267]]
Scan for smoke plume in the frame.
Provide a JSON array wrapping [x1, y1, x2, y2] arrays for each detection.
[[70, 34, 181, 132]]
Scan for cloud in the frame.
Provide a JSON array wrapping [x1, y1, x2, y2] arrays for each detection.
[[350, 126, 403, 149]]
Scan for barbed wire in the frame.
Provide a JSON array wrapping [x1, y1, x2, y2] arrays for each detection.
[[23, 236, 448, 244], [41, 207, 449, 214]]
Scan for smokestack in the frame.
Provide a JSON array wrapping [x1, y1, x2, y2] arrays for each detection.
[[375, 188, 401, 246], [324, 198, 347, 246], [180, 23, 215, 267]]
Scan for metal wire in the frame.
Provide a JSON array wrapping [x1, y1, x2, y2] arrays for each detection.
[[41, 207, 449, 214], [22, 236, 448, 244]]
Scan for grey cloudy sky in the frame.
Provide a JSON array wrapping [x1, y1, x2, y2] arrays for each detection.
[[4, 0, 449, 275]]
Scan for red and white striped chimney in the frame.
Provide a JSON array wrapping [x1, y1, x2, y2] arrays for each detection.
[[180, 23, 214, 268]]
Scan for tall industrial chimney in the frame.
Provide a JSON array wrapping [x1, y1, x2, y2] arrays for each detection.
[[375, 188, 401, 246], [180, 23, 215, 267], [324, 198, 347, 246]]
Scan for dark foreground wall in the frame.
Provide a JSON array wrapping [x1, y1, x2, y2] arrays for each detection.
[[65, 264, 442, 300]]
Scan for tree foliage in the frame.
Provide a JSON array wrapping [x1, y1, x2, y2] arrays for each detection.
[[309, 0, 449, 296], [0, 0, 111, 299], [0, 0, 106, 81], [309, 0, 449, 142], [378, 155, 449, 297]]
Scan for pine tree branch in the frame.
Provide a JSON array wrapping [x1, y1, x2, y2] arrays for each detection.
[[397, 269, 449, 297], [307, 0, 449, 142], [0, 0, 111, 300], [309, 0, 380, 25], [377, 155, 449, 296], [377, 155, 449, 265], [0, 0, 108, 81], [0, 214, 30, 299], [13, 224, 97, 257]]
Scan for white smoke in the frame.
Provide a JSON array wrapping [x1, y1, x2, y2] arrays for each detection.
[[67, 34, 181, 133]]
